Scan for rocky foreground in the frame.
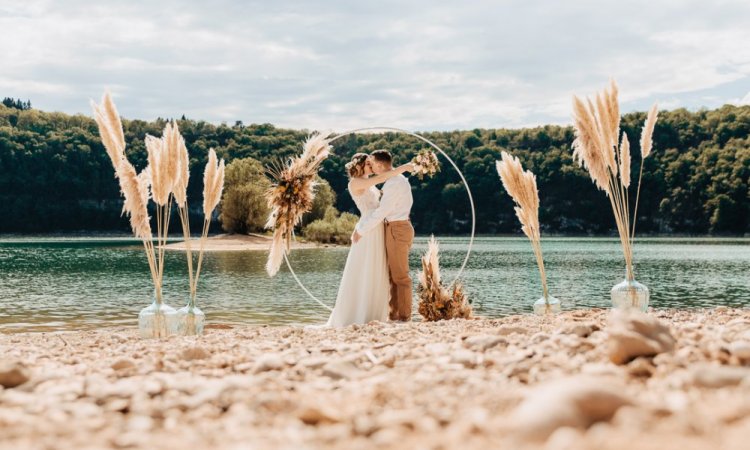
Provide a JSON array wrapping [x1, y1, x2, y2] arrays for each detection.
[[1, 308, 750, 450]]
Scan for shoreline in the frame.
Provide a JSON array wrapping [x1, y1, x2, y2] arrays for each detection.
[[1, 308, 749, 449], [160, 233, 341, 252]]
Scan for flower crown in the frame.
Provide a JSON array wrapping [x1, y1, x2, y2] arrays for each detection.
[[345, 154, 368, 171]]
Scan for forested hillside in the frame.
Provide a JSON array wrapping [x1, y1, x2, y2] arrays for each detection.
[[0, 99, 747, 235]]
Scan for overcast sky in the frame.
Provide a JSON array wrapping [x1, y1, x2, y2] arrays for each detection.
[[2, 0, 749, 131]]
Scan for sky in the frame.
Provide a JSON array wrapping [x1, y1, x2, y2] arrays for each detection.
[[1, 0, 749, 131]]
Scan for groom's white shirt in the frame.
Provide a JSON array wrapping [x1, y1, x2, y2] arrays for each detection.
[[356, 174, 413, 235]]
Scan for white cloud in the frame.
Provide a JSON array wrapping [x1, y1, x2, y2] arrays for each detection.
[[1, 0, 749, 130]]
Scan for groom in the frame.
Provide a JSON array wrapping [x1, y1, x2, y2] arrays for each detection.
[[352, 150, 415, 321]]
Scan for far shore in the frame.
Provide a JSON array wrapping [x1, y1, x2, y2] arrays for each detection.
[[161, 233, 342, 252]]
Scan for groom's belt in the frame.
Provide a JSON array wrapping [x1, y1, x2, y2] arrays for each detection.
[[384, 218, 410, 225]]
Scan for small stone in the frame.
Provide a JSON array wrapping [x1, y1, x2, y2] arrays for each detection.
[[181, 346, 210, 361], [451, 350, 478, 368], [297, 356, 328, 370], [297, 406, 340, 425], [0, 361, 30, 388], [607, 310, 675, 365], [464, 335, 506, 351], [353, 416, 379, 436], [497, 325, 528, 336], [558, 323, 598, 338], [728, 342, 750, 361], [111, 359, 136, 371], [544, 426, 583, 450], [111, 333, 128, 343], [512, 376, 631, 441], [322, 360, 360, 380], [253, 354, 285, 373], [626, 357, 655, 377], [204, 323, 233, 330], [126, 415, 154, 432], [692, 365, 750, 388]]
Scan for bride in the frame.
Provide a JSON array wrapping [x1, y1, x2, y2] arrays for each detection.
[[325, 153, 413, 327]]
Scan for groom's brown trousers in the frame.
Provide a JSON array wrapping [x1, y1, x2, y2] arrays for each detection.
[[384, 219, 414, 321]]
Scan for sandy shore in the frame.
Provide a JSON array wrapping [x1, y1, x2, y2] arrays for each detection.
[[2, 308, 750, 449], [161, 233, 338, 251]]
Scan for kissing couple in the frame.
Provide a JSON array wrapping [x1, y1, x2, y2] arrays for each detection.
[[325, 150, 416, 327]]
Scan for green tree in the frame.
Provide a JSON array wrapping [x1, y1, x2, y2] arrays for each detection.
[[302, 177, 336, 226], [219, 157, 271, 234]]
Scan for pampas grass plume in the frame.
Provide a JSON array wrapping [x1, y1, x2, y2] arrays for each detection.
[[620, 133, 631, 188], [640, 103, 658, 159]]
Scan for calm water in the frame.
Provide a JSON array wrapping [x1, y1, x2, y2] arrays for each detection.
[[0, 236, 748, 332]]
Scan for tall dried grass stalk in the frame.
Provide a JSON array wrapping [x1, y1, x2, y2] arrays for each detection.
[[631, 104, 659, 243], [572, 80, 658, 280], [264, 132, 333, 276], [171, 126, 194, 292], [91, 95, 159, 290], [193, 149, 225, 292], [496, 152, 549, 302], [90, 93, 124, 167], [417, 236, 473, 321]]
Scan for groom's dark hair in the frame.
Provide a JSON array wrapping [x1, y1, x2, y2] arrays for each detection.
[[370, 150, 393, 165]]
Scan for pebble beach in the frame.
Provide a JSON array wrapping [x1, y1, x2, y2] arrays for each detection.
[[1, 308, 750, 449]]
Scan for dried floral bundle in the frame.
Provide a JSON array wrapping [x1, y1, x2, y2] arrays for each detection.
[[411, 149, 440, 180], [417, 236, 473, 321], [572, 80, 658, 280], [264, 132, 333, 276], [496, 151, 552, 311]]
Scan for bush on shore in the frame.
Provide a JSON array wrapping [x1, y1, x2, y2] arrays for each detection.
[[303, 206, 358, 244]]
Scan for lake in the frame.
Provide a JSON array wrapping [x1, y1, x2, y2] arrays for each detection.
[[0, 236, 748, 332]]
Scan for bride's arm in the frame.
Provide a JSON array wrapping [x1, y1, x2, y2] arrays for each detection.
[[350, 163, 414, 192]]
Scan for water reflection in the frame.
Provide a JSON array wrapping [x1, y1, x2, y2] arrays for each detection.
[[0, 237, 748, 331]]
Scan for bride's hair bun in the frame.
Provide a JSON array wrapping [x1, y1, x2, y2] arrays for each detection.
[[346, 153, 369, 178]]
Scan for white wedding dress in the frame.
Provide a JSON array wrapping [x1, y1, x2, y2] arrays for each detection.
[[325, 184, 391, 327]]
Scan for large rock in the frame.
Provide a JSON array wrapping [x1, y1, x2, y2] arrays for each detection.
[[607, 310, 675, 365], [512, 376, 632, 441], [0, 361, 30, 388]]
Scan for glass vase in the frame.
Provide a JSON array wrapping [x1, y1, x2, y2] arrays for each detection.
[[173, 292, 205, 336], [611, 269, 649, 312], [533, 294, 561, 315], [138, 288, 177, 338]]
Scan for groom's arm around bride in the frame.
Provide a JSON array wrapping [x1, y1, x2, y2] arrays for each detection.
[[353, 150, 415, 321]]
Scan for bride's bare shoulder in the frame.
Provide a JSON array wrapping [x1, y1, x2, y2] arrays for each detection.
[[348, 180, 365, 197]]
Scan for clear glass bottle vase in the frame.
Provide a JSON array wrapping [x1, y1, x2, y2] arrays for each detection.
[[138, 288, 177, 338], [173, 292, 205, 336], [611, 268, 649, 312], [533, 293, 561, 315]]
